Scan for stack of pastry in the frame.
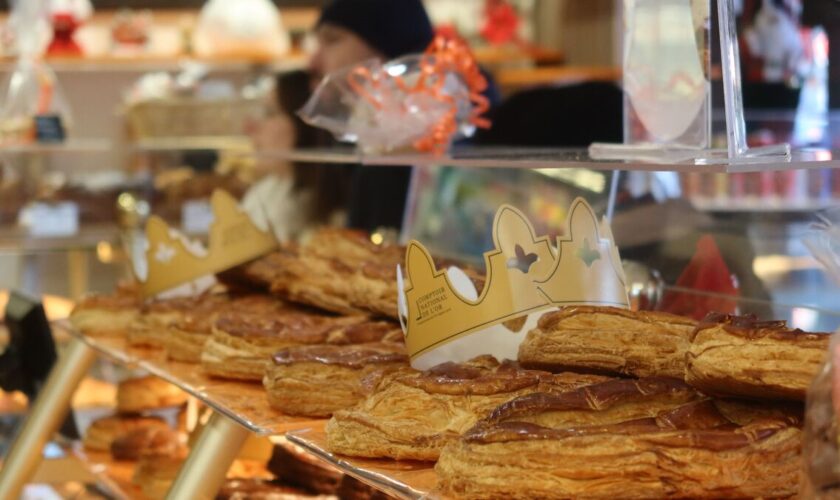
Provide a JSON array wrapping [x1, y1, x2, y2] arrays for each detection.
[[426, 306, 829, 499], [326, 356, 609, 460], [83, 375, 188, 463]]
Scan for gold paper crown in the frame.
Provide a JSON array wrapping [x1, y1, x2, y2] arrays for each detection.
[[139, 190, 277, 297], [400, 198, 628, 361]]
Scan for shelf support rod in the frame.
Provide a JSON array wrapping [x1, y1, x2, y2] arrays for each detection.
[[165, 411, 250, 500], [0, 336, 95, 499]]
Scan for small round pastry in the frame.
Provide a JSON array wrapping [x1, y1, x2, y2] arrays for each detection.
[[116, 375, 188, 414], [110, 426, 185, 461], [83, 415, 168, 452], [267, 443, 342, 495], [263, 342, 409, 418]]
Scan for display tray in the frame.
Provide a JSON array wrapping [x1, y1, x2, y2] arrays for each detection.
[[59, 322, 325, 436], [286, 423, 443, 500]]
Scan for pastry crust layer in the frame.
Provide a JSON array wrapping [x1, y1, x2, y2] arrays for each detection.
[[326, 356, 612, 461], [263, 343, 408, 418], [686, 312, 829, 401], [518, 306, 696, 378]]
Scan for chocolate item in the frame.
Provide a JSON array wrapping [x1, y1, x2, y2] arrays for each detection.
[[116, 375, 188, 414], [202, 302, 401, 381], [437, 395, 802, 499], [263, 343, 409, 418], [267, 443, 342, 495], [82, 415, 168, 452], [518, 306, 697, 378], [686, 312, 830, 401], [110, 426, 185, 460], [325, 356, 611, 461], [70, 284, 141, 337]]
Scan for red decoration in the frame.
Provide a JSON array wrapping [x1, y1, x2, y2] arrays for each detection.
[[346, 34, 491, 155], [47, 13, 83, 57], [480, 0, 521, 45], [659, 235, 740, 320]]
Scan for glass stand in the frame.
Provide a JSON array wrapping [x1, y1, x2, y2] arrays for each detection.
[[590, 0, 791, 166]]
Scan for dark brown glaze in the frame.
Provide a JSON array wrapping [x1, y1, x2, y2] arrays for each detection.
[[537, 305, 696, 331], [466, 399, 794, 451], [215, 478, 313, 500], [174, 294, 234, 333], [484, 377, 697, 424], [272, 343, 408, 369], [400, 358, 547, 396], [327, 320, 403, 345], [75, 291, 141, 311], [214, 306, 359, 342], [110, 426, 183, 460], [267, 444, 341, 495], [140, 295, 201, 315], [693, 312, 829, 342]]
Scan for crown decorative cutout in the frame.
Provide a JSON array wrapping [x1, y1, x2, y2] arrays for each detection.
[[399, 199, 629, 369], [139, 190, 277, 297]]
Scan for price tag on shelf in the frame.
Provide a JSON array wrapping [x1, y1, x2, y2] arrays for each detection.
[[19, 202, 79, 237], [182, 199, 214, 235]]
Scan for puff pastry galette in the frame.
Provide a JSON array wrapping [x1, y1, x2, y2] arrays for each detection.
[[263, 342, 409, 418], [202, 304, 401, 382], [437, 379, 801, 499], [518, 306, 697, 378], [686, 312, 829, 401], [70, 283, 142, 337], [326, 356, 612, 461]]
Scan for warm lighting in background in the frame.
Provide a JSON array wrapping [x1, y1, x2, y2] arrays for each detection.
[[370, 233, 384, 245], [790, 307, 819, 331], [752, 254, 820, 278], [535, 168, 606, 193], [96, 241, 114, 263]]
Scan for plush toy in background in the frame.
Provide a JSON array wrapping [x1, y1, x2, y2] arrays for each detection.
[[46, 0, 92, 57], [743, 0, 805, 82]]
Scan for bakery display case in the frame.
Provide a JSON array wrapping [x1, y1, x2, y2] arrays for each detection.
[[3, 1, 840, 499]]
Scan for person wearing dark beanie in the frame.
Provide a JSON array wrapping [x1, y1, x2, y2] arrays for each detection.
[[309, 0, 434, 81], [307, 0, 435, 233]]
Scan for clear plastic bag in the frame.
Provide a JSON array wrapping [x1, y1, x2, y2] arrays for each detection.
[[299, 35, 489, 155], [0, 0, 73, 144], [803, 209, 840, 498]]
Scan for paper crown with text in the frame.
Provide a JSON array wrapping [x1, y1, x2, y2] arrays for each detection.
[[138, 190, 277, 297], [398, 198, 629, 369]]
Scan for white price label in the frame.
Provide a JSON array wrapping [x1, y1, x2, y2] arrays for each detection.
[[21, 202, 80, 237]]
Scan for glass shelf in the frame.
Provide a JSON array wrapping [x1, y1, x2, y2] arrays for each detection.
[[0, 139, 112, 154], [243, 146, 840, 173]]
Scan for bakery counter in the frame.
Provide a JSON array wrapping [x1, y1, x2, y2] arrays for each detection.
[[57, 322, 324, 436]]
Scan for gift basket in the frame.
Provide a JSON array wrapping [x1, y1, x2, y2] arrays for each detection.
[[123, 63, 268, 140], [299, 35, 490, 155]]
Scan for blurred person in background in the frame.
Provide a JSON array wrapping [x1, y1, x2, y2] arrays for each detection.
[[246, 0, 437, 238]]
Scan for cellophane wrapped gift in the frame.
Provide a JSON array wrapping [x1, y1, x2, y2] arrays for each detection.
[[299, 35, 489, 155], [803, 209, 840, 498], [0, 0, 73, 144]]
